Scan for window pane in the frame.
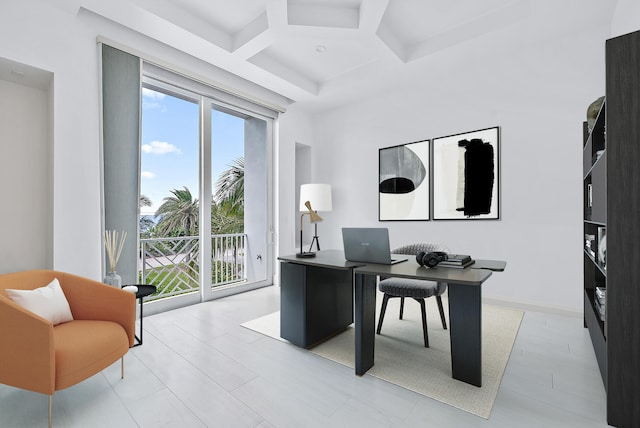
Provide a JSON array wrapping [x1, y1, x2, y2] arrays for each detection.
[[211, 108, 246, 287], [140, 87, 200, 298]]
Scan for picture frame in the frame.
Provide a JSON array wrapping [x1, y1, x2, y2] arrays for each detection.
[[379, 139, 430, 221], [431, 126, 500, 220]]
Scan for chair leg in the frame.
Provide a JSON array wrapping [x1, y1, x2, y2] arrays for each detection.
[[436, 295, 448, 330], [377, 294, 390, 334], [48, 395, 52, 428], [399, 297, 405, 320], [416, 298, 429, 347], [121, 356, 125, 379]]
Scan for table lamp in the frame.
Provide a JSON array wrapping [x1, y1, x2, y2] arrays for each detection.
[[298, 183, 332, 257]]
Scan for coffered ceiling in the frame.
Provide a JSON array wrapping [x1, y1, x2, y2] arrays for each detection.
[[66, 0, 616, 111]]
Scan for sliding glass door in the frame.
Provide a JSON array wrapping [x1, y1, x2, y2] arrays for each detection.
[[139, 77, 272, 310], [211, 107, 270, 290], [139, 85, 201, 303]]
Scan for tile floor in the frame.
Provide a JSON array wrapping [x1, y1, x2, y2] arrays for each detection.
[[0, 286, 609, 427]]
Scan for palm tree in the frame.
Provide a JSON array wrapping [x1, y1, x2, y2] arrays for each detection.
[[155, 186, 199, 237], [140, 195, 152, 208], [139, 194, 155, 236], [212, 157, 244, 234], [212, 158, 245, 277], [214, 157, 244, 217], [211, 202, 244, 234]]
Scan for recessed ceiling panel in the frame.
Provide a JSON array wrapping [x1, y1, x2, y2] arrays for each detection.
[[287, 0, 360, 28], [171, 0, 267, 34], [249, 37, 378, 86]]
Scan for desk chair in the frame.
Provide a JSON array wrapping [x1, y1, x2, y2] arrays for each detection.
[[376, 243, 449, 347]]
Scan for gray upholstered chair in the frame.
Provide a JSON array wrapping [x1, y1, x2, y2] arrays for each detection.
[[376, 243, 449, 347]]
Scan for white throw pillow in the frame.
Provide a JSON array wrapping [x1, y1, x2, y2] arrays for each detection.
[[5, 278, 74, 325]]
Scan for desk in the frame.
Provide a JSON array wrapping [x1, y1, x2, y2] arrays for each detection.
[[353, 261, 492, 386], [279, 251, 502, 387], [279, 250, 363, 347]]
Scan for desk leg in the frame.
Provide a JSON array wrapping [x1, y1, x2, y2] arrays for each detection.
[[447, 283, 482, 387], [355, 272, 376, 375]]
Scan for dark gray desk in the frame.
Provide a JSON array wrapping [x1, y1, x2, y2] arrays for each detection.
[[279, 251, 503, 387], [279, 250, 364, 348], [353, 261, 493, 387]]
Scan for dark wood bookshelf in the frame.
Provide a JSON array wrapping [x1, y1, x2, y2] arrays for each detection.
[[583, 28, 640, 428]]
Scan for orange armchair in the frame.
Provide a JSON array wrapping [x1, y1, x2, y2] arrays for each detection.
[[0, 270, 135, 428]]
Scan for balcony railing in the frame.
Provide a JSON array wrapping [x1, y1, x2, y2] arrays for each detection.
[[139, 233, 246, 301]]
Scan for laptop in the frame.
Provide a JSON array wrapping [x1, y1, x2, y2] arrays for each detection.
[[342, 227, 408, 265]]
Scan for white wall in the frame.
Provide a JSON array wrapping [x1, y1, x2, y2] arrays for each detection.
[[0, 0, 290, 280], [277, 106, 316, 258], [0, 78, 53, 273], [300, 25, 609, 313], [611, 0, 640, 38]]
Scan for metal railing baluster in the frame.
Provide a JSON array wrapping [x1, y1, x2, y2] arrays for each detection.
[[138, 233, 247, 301]]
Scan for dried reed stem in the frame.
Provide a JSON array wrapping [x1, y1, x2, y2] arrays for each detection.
[[105, 230, 127, 273]]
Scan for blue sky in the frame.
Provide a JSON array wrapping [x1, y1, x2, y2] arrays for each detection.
[[140, 88, 244, 215]]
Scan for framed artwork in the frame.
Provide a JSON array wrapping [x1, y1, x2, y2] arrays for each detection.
[[379, 139, 430, 221], [432, 126, 500, 220]]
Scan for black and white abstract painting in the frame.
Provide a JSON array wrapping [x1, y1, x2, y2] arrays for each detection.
[[432, 127, 500, 220], [379, 140, 430, 221]]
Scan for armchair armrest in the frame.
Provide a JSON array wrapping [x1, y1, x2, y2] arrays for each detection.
[[57, 272, 136, 347], [0, 295, 55, 395]]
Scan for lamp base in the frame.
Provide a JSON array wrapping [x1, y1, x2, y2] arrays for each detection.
[[296, 251, 316, 258]]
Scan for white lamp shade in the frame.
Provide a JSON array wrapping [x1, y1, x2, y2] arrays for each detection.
[[299, 184, 332, 212]]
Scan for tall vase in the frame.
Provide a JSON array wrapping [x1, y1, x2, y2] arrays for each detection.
[[104, 271, 122, 288]]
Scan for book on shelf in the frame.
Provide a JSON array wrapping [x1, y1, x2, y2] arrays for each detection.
[[585, 234, 596, 257], [594, 299, 606, 321], [594, 285, 606, 322]]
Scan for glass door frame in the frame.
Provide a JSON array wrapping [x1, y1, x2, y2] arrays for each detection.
[[204, 98, 275, 302]]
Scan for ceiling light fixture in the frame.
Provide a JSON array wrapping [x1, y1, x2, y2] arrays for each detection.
[[315, 45, 327, 53]]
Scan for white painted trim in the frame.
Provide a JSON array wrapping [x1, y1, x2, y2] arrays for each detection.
[[482, 296, 582, 319], [143, 283, 274, 317]]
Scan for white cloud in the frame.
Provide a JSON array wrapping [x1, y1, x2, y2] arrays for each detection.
[[143, 101, 162, 110], [141, 171, 156, 179], [141, 141, 182, 155], [142, 89, 167, 111], [142, 88, 166, 100]]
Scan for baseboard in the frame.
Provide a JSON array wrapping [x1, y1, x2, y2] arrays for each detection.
[[482, 296, 582, 319], [143, 282, 274, 317]]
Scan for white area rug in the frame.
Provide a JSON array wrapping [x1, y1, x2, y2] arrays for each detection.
[[242, 294, 523, 419]]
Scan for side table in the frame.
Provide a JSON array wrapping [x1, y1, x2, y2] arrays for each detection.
[[122, 284, 156, 347]]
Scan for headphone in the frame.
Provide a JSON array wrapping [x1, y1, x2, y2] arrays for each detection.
[[416, 251, 448, 268]]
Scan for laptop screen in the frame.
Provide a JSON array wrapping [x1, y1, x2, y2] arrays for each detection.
[[341, 227, 407, 265]]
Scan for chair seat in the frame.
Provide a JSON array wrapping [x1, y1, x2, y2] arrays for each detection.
[[378, 278, 441, 299], [377, 243, 449, 348], [54, 320, 129, 391]]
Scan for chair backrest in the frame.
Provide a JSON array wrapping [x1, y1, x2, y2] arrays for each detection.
[[382, 244, 450, 292], [391, 243, 449, 256], [0, 270, 59, 295]]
